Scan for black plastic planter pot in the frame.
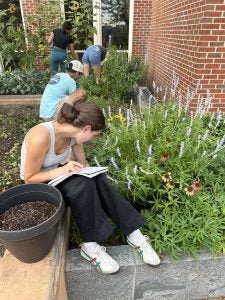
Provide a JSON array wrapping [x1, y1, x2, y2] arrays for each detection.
[[0, 183, 64, 263]]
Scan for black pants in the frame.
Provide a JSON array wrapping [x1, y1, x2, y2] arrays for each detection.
[[57, 174, 145, 242]]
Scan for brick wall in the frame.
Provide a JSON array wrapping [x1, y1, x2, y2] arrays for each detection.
[[132, 0, 152, 59], [22, 0, 225, 111], [21, 0, 37, 16], [139, 0, 225, 112], [22, 0, 61, 70]]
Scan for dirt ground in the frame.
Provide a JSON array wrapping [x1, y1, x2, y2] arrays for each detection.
[[0, 105, 39, 256], [0, 105, 39, 167]]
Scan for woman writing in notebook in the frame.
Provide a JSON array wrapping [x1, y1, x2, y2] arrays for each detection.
[[20, 102, 160, 274]]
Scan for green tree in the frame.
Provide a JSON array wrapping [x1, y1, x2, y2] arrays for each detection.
[[102, 0, 129, 26]]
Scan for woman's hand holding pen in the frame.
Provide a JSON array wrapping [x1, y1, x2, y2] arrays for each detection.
[[63, 161, 83, 174]]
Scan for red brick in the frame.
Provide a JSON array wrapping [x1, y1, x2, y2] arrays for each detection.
[[20, 0, 225, 112]]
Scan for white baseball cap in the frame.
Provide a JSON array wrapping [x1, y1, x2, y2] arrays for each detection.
[[69, 60, 83, 73]]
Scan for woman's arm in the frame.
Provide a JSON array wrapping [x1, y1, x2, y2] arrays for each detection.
[[71, 143, 89, 166], [24, 127, 82, 183], [47, 32, 54, 46], [68, 43, 78, 60]]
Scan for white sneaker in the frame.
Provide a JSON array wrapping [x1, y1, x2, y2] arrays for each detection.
[[81, 245, 120, 274], [127, 235, 161, 266]]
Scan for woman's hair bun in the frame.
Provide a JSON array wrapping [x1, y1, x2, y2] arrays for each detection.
[[57, 102, 106, 131], [71, 104, 80, 119]]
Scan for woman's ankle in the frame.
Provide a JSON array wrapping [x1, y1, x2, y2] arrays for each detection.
[[83, 242, 98, 253]]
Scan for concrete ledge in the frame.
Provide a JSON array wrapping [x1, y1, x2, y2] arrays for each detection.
[[0, 209, 71, 300], [0, 95, 41, 105], [66, 246, 225, 300]]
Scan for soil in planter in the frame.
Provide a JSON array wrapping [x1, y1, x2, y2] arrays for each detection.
[[0, 201, 57, 231]]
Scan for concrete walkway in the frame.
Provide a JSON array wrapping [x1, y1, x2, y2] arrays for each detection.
[[0, 210, 70, 300], [66, 246, 225, 300]]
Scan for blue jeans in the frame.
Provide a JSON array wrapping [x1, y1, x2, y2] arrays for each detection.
[[50, 47, 67, 76], [82, 45, 101, 66]]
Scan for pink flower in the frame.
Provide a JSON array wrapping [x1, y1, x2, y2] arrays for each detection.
[[184, 186, 195, 196], [162, 172, 172, 183], [191, 177, 201, 191]]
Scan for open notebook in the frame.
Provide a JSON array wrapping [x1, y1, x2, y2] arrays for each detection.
[[48, 166, 108, 187]]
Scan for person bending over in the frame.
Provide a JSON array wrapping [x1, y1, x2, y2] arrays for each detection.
[[39, 60, 83, 121], [54, 87, 87, 119], [20, 102, 160, 274], [82, 45, 108, 83]]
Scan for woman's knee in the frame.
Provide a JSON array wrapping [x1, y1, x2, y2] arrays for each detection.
[[94, 174, 108, 185]]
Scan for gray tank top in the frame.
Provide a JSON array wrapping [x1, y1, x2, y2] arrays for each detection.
[[20, 121, 75, 180]]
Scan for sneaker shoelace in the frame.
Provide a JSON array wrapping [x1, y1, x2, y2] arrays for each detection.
[[96, 246, 113, 264], [142, 235, 154, 250]]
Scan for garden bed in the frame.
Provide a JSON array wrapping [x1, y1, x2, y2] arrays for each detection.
[[0, 105, 39, 193], [0, 104, 39, 257], [1, 90, 225, 261]]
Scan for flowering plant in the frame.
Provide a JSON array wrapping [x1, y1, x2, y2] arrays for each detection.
[[65, 0, 97, 49], [85, 97, 225, 257], [0, 1, 62, 70]]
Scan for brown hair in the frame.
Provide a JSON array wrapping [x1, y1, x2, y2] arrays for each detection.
[[57, 102, 105, 131]]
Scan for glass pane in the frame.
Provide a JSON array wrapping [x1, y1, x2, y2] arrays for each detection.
[[101, 0, 129, 50]]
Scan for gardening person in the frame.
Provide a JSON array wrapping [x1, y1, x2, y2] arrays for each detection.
[[54, 87, 88, 119], [48, 21, 78, 76], [39, 60, 83, 121], [82, 45, 108, 83], [20, 102, 161, 274]]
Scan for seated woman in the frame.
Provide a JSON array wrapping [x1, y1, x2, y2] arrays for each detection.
[[20, 102, 160, 274]]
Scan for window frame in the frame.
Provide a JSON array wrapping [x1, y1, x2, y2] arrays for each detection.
[[93, 0, 133, 57]]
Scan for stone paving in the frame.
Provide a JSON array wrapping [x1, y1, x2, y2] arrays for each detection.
[[66, 246, 225, 300]]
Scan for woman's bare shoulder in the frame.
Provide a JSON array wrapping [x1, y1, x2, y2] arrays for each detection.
[[26, 124, 50, 147]]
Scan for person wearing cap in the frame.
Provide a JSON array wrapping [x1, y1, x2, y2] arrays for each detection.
[[48, 21, 78, 76], [39, 60, 83, 121], [82, 45, 108, 83], [54, 87, 88, 119]]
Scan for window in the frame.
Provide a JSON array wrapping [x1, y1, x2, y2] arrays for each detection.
[[64, 0, 132, 52], [101, 0, 130, 50]]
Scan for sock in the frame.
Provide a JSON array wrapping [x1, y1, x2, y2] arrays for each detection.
[[83, 242, 98, 253], [128, 229, 144, 243]]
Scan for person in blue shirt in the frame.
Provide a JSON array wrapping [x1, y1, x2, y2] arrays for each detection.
[[39, 60, 83, 121]]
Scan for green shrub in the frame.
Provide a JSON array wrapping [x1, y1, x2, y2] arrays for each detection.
[[84, 100, 225, 257], [0, 70, 49, 94], [101, 49, 147, 102], [79, 50, 147, 106]]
